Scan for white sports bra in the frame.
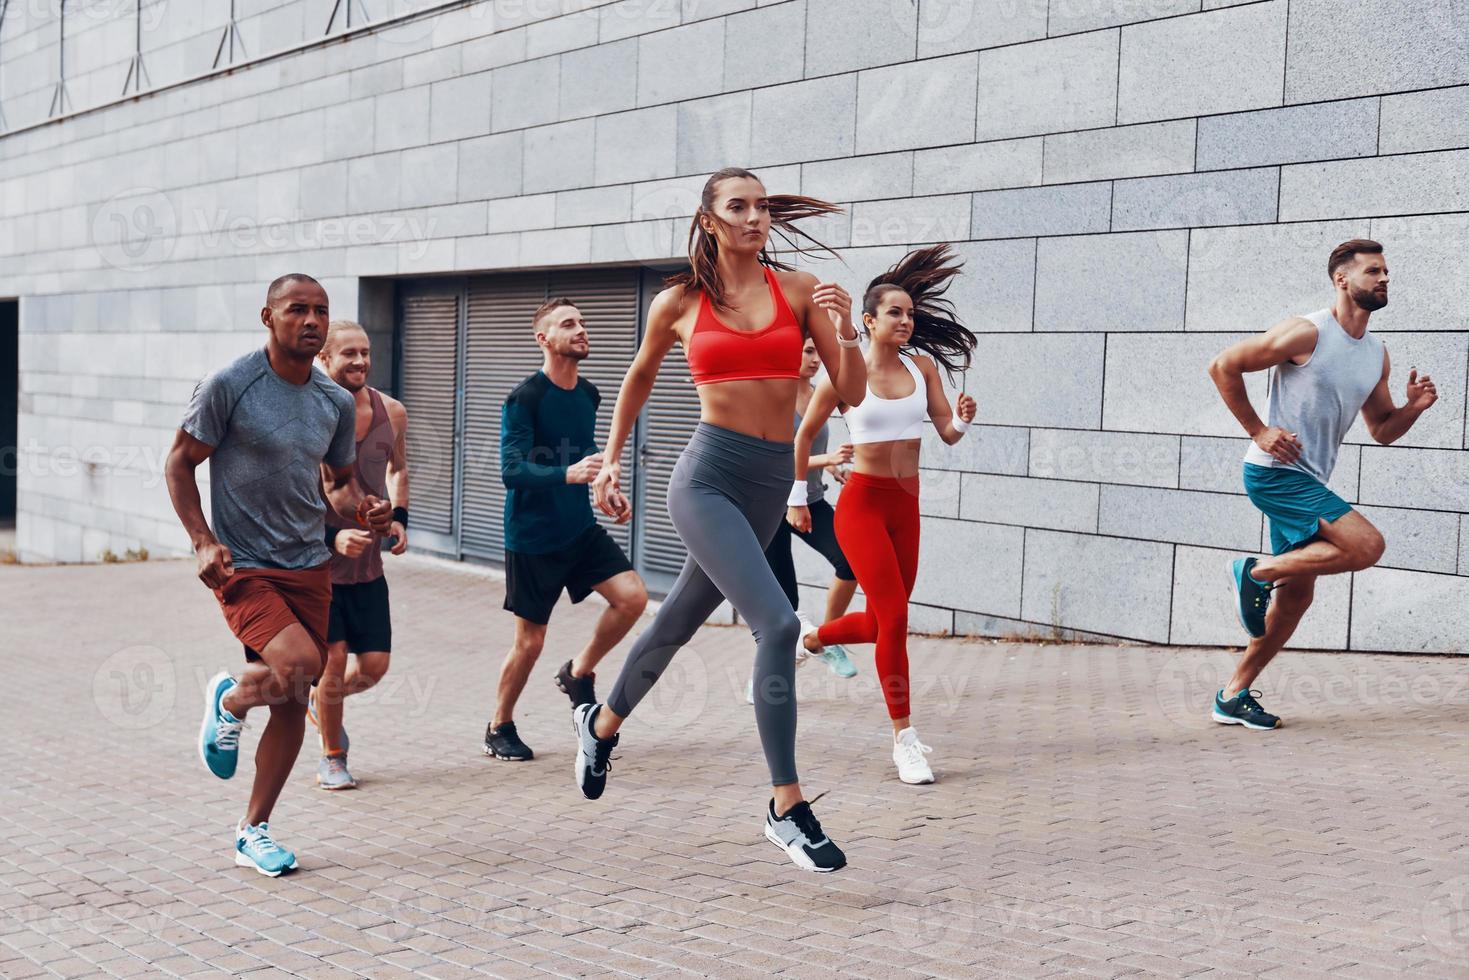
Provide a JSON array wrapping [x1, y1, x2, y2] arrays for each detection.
[[844, 354, 928, 444]]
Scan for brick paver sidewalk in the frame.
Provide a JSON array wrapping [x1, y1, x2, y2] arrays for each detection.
[[3, 556, 1469, 978]]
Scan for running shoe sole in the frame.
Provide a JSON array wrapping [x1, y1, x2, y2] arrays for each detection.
[[234, 850, 299, 877], [1228, 559, 1265, 639], [1228, 561, 1250, 635], [1211, 708, 1280, 731], [897, 770, 936, 785], [198, 672, 234, 779], [763, 826, 843, 873], [316, 775, 358, 790], [482, 744, 533, 762]]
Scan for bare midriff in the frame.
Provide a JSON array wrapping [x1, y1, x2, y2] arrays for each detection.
[[696, 377, 802, 442], [852, 439, 923, 480]]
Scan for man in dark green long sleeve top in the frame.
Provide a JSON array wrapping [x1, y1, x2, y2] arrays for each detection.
[[500, 369, 601, 552], [484, 298, 648, 763]]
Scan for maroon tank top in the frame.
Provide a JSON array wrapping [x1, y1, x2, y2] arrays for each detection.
[[326, 387, 394, 585]]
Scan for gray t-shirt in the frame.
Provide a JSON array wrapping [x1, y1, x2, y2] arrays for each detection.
[[181, 348, 356, 570], [797, 407, 830, 504]]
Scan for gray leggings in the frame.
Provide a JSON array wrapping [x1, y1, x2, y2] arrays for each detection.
[[607, 423, 802, 786]]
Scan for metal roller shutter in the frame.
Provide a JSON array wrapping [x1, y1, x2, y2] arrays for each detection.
[[458, 269, 643, 562], [546, 268, 641, 554], [635, 272, 702, 585], [459, 275, 548, 560], [396, 288, 461, 539]]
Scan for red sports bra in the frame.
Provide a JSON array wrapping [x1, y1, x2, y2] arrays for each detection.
[[687, 267, 804, 386]]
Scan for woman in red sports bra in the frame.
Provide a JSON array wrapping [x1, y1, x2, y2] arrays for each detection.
[[570, 167, 867, 874]]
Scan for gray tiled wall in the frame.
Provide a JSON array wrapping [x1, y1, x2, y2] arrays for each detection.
[[2, 0, 1466, 651]]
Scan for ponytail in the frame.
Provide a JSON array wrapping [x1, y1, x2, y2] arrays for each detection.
[[862, 244, 975, 380], [666, 167, 842, 311]]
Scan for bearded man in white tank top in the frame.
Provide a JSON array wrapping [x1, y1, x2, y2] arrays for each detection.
[[1205, 239, 1438, 730]]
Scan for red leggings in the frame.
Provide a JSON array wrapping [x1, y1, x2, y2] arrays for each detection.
[[818, 473, 920, 720]]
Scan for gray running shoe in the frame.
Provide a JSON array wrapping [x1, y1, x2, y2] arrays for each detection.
[[316, 752, 357, 790]]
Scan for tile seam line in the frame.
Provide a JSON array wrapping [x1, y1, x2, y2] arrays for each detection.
[[16, 145, 1469, 225]]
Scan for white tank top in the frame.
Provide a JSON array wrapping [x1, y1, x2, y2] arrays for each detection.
[[844, 353, 928, 444]]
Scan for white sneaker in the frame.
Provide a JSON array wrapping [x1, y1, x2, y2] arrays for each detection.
[[892, 727, 934, 784], [571, 703, 617, 800], [795, 612, 821, 667]]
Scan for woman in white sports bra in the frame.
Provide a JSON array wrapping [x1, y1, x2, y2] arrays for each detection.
[[788, 245, 977, 785]]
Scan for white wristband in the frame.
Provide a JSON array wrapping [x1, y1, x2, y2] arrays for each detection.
[[952, 416, 972, 434], [787, 481, 809, 507], [836, 331, 861, 349]]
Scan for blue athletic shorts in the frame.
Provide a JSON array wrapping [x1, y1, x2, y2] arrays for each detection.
[[1243, 462, 1353, 556]]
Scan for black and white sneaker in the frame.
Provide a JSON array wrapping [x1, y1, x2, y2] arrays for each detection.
[[483, 721, 534, 761], [555, 659, 597, 709], [764, 799, 847, 873], [572, 703, 617, 800]]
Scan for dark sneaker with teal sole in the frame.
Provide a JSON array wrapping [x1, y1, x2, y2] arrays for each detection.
[[1213, 689, 1281, 730], [1229, 557, 1273, 638]]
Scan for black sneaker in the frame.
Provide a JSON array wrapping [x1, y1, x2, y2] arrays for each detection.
[[1212, 689, 1281, 730], [571, 703, 617, 800], [483, 721, 534, 761], [764, 799, 847, 873], [555, 659, 597, 708]]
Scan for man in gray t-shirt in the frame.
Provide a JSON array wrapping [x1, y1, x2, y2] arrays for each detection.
[[165, 273, 391, 877], [181, 347, 357, 569]]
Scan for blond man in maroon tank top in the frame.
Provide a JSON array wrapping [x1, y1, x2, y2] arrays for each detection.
[[308, 320, 410, 789]]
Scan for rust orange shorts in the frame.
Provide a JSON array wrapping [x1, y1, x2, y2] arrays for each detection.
[[213, 564, 332, 666]]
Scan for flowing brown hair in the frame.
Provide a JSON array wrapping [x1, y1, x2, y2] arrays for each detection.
[[665, 167, 843, 311], [863, 244, 976, 380]]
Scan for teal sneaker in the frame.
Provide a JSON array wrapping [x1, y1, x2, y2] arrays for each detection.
[[235, 821, 298, 876], [316, 752, 357, 790], [819, 644, 858, 679], [198, 672, 244, 780], [1212, 689, 1281, 730], [1229, 557, 1273, 638], [306, 688, 348, 753]]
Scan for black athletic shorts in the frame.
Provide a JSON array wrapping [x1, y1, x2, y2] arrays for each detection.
[[504, 523, 634, 626], [327, 576, 392, 654]]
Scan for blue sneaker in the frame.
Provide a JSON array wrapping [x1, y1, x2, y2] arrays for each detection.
[[1229, 557, 1273, 638], [1212, 689, 1281, 730], [307, 688, 348, 753], [198, 672, 244, 779], [819, 644, 858, 679], [235, 821, 298, 876]]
